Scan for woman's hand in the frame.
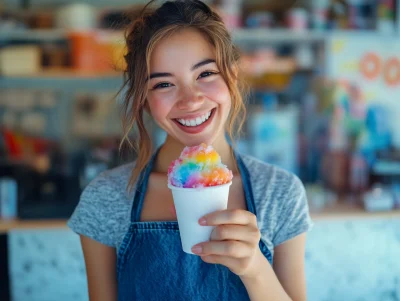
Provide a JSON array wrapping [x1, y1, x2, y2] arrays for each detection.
[[191, 209, 265, 280]]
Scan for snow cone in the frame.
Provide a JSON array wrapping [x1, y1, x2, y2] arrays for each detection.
[[168, 143, 233, 254]]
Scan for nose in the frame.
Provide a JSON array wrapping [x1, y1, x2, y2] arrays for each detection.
[[176, 85, 204, 111]]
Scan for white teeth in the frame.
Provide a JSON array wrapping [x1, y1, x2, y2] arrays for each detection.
[[176, 109, 213, 127]]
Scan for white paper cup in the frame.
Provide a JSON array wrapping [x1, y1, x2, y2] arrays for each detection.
[[168, 182, 232, 254]]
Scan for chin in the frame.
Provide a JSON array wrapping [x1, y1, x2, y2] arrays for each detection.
[[175, 133, 217, 147]]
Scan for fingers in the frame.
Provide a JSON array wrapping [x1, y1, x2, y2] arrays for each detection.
[[193, 209, 263, 278], [192, 241, 253, 258], [210, 224, 261, 244], [200, 209, 257, 227], [200, 254, 252, 276]]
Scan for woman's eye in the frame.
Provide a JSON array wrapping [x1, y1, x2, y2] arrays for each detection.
[[153, 82, 173, 90], [198, 71, 218, 79]]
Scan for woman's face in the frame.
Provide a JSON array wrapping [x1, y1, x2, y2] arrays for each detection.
[[146, 28, 231, 147]]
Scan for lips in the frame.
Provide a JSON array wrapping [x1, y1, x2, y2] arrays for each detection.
[[176, 110, 212, 127], [173, 108, 216, 134]]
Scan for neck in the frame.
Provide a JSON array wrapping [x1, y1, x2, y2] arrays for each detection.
[[153, 133, 238, 174]]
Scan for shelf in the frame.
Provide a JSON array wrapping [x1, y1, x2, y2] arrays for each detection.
[[3, 68, 122, 78], [1, 28, 395, 45], [372, 160, 400, 176], [0, 28, 124, 43], [0, 218, 67, 234], [311, 201, 400, 221], [232, 29, 326, 44], [232, 29, 392, 44], [0, 69, 124, 90], [3, 0, 149, 11], [0, 29, 67, 42]]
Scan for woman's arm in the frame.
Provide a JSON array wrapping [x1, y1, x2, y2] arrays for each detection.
[[240, 233, 307, 301], [80, 235, 118, 301], [273, 233, 307, 301], [192, 209, 308, 301]]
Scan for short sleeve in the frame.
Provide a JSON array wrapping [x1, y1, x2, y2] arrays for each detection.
[[272, 175, 314, 247], [67, 168, 131, 248]]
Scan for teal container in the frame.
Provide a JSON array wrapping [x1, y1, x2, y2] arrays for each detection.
[[0, 177, 18, 219]]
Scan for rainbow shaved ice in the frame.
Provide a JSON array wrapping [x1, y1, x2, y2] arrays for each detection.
[[168, 143, 233, 188], [167, 143, 233, 254]]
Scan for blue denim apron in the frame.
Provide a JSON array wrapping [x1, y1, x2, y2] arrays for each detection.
[[117, 151, 272, 301]]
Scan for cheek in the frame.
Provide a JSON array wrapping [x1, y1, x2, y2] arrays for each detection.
[[201, 79, 231, 106], [147, 93, 175, 122]]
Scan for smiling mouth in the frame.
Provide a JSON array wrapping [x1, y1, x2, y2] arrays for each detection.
[[175, 109, 214, 127], [173, 108, 216, 134]]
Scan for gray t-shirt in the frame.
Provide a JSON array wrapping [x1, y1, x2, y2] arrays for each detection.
[[67, 154, 314, 258]]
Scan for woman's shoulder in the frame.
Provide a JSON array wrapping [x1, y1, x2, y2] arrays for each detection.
[[83, 161, 136, 199], [239, 154, 303, 195], [67, 161, 136, 248], [239, 154, 313, 249]]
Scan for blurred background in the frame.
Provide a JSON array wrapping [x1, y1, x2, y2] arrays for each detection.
[[0, 0, 400, 300]]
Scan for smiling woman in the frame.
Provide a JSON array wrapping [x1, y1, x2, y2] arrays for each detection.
[[67, 1, 314, 301], [120, 1, 247, 188]]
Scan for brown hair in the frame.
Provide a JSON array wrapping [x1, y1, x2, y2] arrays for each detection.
[[120, 0, 247, 190]]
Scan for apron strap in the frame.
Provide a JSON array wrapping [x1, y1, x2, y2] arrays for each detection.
[[130, 148, 161, 222], [234, 151, 257, 216]]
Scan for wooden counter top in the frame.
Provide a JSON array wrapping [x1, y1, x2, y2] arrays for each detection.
[[1, 205, 400, 233], [311, 201, 400, 220], [0, 219, 67, 234]]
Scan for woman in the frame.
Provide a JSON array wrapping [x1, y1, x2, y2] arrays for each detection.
[[68, 1, 314, 300]]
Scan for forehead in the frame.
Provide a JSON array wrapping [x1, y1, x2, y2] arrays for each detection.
[[149, 28, 216, 71]]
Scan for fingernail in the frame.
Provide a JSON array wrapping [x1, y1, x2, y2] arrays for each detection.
[[192, 246, 202, 254], [199, 217, 207, 225]]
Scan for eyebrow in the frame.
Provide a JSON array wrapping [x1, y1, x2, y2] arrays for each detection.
[[147, 58, 216, 81]]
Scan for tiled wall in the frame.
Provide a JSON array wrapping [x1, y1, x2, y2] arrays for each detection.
[[305, 219, 400, 301], [8, 230, 87, 301], [7, 218, 400, 301]]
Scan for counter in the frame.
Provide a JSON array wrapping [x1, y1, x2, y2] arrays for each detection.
[[0, 219, 67, 234], [2, 203, 400, 234], [1, 205, 400, 301]]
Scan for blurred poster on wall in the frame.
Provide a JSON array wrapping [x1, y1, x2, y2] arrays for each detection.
[[326, 34, 400, 148], [248, 108, 298, 174], [327, 35, 400, 102]]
